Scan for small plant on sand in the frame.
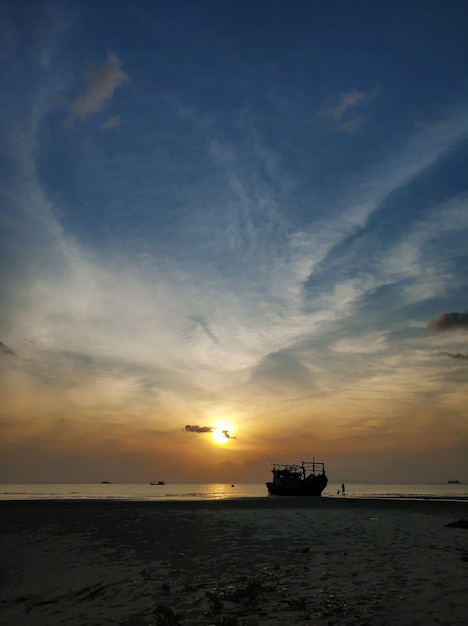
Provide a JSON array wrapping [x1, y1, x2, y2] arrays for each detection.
[[154, 604, 184, 625], [206, 590, 224, 614], [227, 577, 264, 607], [216, 615, 240, 626], [287, 595, 308, 611]]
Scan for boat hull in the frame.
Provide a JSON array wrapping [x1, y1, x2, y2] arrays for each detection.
[[266, 474, 328, 496]]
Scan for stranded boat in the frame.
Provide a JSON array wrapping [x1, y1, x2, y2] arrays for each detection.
[[150, 481, 165, 485], [266, 459, 328, 496]]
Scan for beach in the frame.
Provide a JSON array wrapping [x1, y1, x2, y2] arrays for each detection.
[[1, 498, 467, 625]]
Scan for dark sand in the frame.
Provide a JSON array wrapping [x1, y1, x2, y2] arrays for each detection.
[[1, 498, 468, 625]]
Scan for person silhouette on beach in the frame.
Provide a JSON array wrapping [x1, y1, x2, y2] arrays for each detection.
[[341, 483, 345, 495]]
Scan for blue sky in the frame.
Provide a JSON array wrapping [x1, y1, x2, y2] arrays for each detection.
[[1, 0, 467, 483]]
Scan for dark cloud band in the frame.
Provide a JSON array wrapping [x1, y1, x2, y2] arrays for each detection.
[[438, 351, 468, 360], [0, 341, 16, 356], [184, 425, 236, 440], [427, 311, 468, 332], [184, 425, 213, 433]]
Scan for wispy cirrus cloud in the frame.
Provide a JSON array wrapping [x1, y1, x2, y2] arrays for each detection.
[[417, 119, 451, 135]]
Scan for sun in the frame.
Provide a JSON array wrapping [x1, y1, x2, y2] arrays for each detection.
[[211, 421, 235, 445]]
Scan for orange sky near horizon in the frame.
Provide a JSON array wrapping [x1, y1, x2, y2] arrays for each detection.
[[1, 338, 467, 484]]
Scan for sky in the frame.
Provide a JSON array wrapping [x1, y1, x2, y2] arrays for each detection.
[[1, 0, 467, 485]]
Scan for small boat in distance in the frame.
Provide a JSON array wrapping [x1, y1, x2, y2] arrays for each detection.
[[100, 480, 112, 484], [447, 480, 461, 484], [150, 481, 165, 485], [266, 459, 328, 496]]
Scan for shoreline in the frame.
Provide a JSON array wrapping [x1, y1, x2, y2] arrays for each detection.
[[2, 499, 467, 624], [1, 494, 468, 507]]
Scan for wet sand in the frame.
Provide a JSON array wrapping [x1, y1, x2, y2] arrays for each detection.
[[1, 498, 468, 625]]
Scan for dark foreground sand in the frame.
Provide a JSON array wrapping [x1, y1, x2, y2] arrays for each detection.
[[1, 498, 468, 625]]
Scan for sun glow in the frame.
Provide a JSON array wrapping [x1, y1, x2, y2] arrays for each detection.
[[211, 421, 235, 445]]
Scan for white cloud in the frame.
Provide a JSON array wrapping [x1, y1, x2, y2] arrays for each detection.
[[326, 89, 369, 122], [67, 52, 129, 124], [325, 88, 378, 133], [100, 115, 123, 130]]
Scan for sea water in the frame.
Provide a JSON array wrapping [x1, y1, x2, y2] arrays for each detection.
[[1, 482, 467, 501]]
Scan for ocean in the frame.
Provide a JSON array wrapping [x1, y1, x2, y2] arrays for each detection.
[[1, 482, 467, 501]]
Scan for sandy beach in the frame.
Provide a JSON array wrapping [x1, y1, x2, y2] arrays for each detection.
[[1, 498, 467, 625]]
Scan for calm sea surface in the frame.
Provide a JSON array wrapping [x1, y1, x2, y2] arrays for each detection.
[[1, 483, 467, 501]]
